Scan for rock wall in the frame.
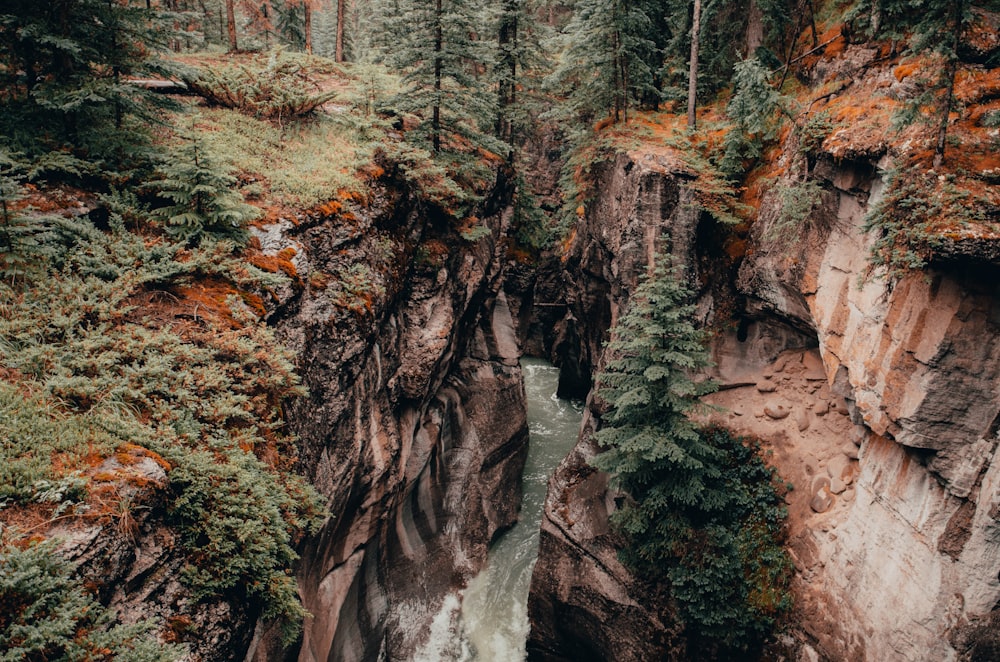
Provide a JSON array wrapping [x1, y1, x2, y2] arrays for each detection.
[[249, 171, 529, 661], [526, 147, 1000, 661], [739, 154, 1000, 660]]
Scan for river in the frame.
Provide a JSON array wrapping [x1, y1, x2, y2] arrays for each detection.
[[413, 357, 584, 661]]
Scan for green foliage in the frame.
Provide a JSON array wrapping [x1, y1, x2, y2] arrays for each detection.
[[511, 172, 553, 251], [0, 0, 174, 179], [766, 178, 826, 243], [184, 49, 341, 121], [591, 263, 720, 508], [0, 203, 324, 638], [194, 108, 365, 209], [591, 262, 791, 655], [0, 541, 185, 661], [151, 132, 260, 246], [378, 0, 503, 156], [722, 58, 784, 176], [545, 0, 657, 124], [862, 167, 987, 281]]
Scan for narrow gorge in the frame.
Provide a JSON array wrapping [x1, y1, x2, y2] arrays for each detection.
[[2, 2, 999, 661]]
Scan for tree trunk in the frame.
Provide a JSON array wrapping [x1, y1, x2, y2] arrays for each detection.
[[335, 0, 346, 61], [225, 0, 238, 52], [304, 1, 313, 53], [746, 0, 763, 56], [933, 0, 965, 168], [433, 0, 443, 152], [496, 0, 517, 151], [686, 0, 702, 130]]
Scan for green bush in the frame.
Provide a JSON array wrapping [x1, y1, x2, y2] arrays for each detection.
[[183, 49, 340, 121], [0, 541, 185, 661], [151, 132, 259, 246], [0, 204, 324, 638]]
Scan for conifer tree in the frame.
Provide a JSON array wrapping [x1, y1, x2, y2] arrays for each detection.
[[0, 0, 172, 176], [151, 134, 259, 246], [591, 260, 791, 653], [382, 0, 499, 154], [546, 0, 656, 124], [591, 263, 721, 515]]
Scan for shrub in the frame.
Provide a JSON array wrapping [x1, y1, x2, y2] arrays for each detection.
[[0, 203, 324, 638], [0, 540, 185, 661], [183, 49, 340, 121]]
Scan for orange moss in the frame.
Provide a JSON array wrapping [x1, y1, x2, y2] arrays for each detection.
[[954, 66, 1000, 104], [247, 246, 298, 279], [173, 279, 244, 328], [894, 62, 919, 82], [724, 237, 748, 262], [308, 271, 332, 289]]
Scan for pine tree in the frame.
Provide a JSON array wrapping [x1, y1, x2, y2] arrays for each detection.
[[546, 0, 657, 124], [590, 261, 791, 654], [721, 57, 784, 175], [151, 133, 259, 246], [382, 0, 499, 155], [591, 263, 721, 515], [0, 0, 173, 178]]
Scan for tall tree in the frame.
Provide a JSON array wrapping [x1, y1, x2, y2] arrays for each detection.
[[591, 261, 791, 653], [335, 0, 346, 61], [686, 0, 702, 129], [0, 0, 170, 174], [382, 0, 498, 154], [546, 0, 656, 124], [225, 0, 239, 50]]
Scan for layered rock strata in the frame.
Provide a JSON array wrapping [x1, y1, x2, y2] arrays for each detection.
[[526, 147, 1000, 660], [248, 173, 529, 661]]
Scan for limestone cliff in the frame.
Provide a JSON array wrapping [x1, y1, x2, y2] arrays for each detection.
[[245, 168, 529, 661], [525, 137, 1000, 660]]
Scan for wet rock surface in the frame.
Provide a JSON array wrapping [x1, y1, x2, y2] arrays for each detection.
[[247, 177, 530, 661]]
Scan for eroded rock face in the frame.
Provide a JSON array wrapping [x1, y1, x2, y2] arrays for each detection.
[[527, 146, 1000, 661], [738, 154, 1000, 660], [250, 176, 529, 661], [525, 153, 709, 660]]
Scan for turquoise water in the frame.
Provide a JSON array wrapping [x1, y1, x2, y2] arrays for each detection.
[[413, 358, 584, 661]]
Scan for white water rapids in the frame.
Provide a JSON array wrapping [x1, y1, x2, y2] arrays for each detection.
[[412, 358, 584, 661]]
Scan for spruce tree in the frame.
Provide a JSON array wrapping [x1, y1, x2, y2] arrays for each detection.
[[546, 0, 657, 124], [151, 133, 259, 246], [591, 263, 722, 515], [0, 0, 172, 177], [591, 261, 791, 654], [380, 0, 499, 155]]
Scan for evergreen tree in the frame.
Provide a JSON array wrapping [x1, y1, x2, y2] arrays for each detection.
[[381, 0, 499, 154], [151, 133, 259, 246], [721, 57, 783, 175], [591, 261, 791, 654], [591, 263, 722, 515], [546, 0, 657, 124], [0, 0, 172, 177]]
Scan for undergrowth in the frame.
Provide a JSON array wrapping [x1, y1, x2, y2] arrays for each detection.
[[0, 540, 185, 660], [0, 198, 324, 643]]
